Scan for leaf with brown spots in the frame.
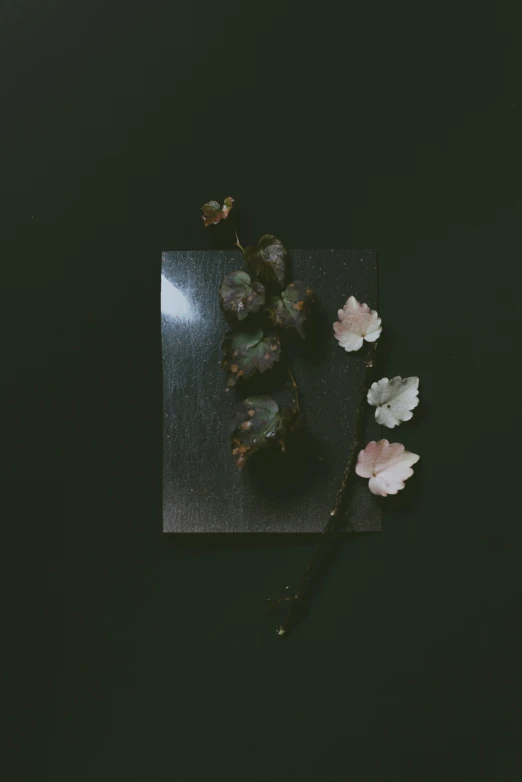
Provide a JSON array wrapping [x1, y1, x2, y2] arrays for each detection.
[[218, 271, 265, 321], [268, 281, 314, 339], [201, 197, 234, 226], [221, 329, 281, 388], [229, 396, 298, 468], [243, 235, 287, 287]]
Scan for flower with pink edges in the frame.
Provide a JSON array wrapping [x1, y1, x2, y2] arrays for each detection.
[[356, 439, 419, 496]]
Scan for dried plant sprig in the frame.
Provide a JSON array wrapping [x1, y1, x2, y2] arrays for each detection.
[[270, 343, 378, 636], [201, 197, 234, 227], [201, 198, 313, 468], [198, 199, 422, 637]]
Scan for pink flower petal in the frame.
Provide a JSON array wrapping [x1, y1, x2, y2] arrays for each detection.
[[356, 439, 419, 496], [333, 296, 382, 352]]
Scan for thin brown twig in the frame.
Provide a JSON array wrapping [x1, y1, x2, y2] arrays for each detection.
[[233, 228, 244, 252], [269, 341, 379, 636], [288, 368, 300, 415]]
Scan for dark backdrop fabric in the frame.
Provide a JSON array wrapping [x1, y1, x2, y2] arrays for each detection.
[[1, 2, 521, 781]]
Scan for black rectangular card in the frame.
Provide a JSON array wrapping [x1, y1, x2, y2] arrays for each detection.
[[162, 249, 381, 533]]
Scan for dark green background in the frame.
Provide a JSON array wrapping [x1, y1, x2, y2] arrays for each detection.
[[2, 2, 521, 780]]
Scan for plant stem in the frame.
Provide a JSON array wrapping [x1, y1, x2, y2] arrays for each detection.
[[288, 368, 300, 415], [233, 228, 244, 252], [269, 342, 379, 637]]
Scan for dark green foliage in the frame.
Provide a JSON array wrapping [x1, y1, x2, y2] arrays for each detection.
[[229, 396, 298, 468], [209, 209, 313, 469], [243, 235, 287, 287], [221, 329, 281, 388], [268, 281, 314, 339], [219, 270, 265, 321]]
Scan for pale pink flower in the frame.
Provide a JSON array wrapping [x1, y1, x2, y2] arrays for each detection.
[[356, 439, 419, 496], [333, 296, 382, 352], [367, 376, 419, 428]]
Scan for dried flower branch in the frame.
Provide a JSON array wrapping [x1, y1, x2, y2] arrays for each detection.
[[270, 343, 378, 636], [201, 198, 313, 467], [199, 198, 422, 637]]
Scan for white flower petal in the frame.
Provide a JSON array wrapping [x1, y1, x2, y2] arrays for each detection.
[[367, 376, 419, 429], [363, 328, 381, 342], [356, 439, 419, 497], [368, 475, 395, 496], [333, 324, 364, 352], [333, 296, 382, 352]]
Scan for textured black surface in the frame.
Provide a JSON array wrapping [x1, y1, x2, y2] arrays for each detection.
[[162, 249, 381, 532]]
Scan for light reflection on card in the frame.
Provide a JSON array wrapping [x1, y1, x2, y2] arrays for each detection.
[[161, 274, 197, 322]]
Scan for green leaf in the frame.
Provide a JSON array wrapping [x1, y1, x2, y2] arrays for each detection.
[[221, 329, 281, 388], [219, 271, 265, 321], [229, 396, 298, 468], [201, 197, 234, 226], [268, 281, 314, 339], [243, 234, 287, 287]]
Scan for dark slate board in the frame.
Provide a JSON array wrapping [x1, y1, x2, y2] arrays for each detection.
[[161, 249, 381, 533]]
